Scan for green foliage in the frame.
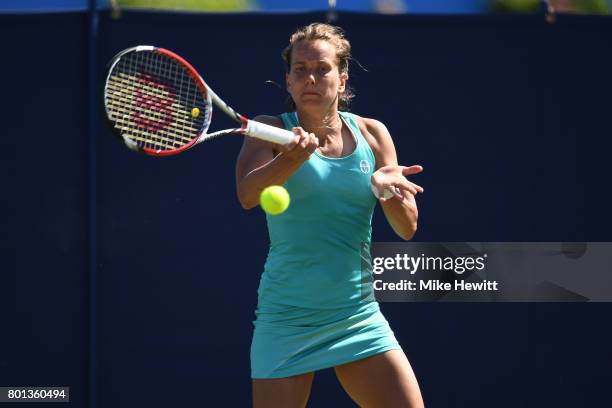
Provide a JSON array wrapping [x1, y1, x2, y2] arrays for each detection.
[[117, 0, 254, 12], [491, 0, 539, 12], [573, 0, 609, 13], [491, 0, 609, 13]]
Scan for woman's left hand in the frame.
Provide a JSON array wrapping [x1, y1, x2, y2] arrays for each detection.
[[371, 165, 424, 202]]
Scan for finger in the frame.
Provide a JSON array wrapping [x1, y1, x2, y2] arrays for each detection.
[[372, 185, 390, 202], [378, 190, 392, 203], [401, 165, 423, 176], [390, 179, 414, 194], [395, 182, 417, 197], [283, 135, 301, 151], [399, 180, 422, 195], [378, 186, 403, 202], [292, 127, 310, 141], [402, 178, 423, 193], [311, 134, 319, 147], [299, 135, 310, 149], [392, 186, 405, 200], [409, 181, 424, 193], [307, 134, 319, 154]]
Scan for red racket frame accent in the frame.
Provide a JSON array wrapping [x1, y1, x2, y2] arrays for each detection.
[[157, 48, 250, 137], [140, 47, 211, 157]]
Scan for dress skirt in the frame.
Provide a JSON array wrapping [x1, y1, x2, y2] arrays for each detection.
[[250, 301, 401, 379]]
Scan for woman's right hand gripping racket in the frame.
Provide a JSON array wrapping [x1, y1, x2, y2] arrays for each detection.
[[103, 46, 294, 156]]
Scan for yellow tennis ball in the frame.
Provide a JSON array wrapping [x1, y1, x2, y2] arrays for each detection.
[[191, 107, 200, 118], [260, 185, 290, 215]]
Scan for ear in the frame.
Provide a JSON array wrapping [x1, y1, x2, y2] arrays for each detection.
[[338, 72, 348, 93], [286, 72, 291, 92]]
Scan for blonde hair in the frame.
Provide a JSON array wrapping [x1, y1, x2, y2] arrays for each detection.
[[282, 23, 355, 111]]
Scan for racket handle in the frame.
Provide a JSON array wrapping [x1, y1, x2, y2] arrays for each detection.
[[244, 120, 295, 145]]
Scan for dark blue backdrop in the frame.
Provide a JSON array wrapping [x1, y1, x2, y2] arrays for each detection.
[[2, 9, 612, 408]]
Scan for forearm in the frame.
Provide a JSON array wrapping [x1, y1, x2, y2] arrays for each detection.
[[237, 153, 304, 209], [381, 194, 419, 240]]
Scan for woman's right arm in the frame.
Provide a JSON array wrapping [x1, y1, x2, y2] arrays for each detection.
[[235, 115, 318, 209]]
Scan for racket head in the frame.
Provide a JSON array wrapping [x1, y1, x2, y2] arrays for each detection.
[[104, 46, 213, 156]]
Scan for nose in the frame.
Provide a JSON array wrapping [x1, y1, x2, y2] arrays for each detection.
[[306, 72, 315, 85]]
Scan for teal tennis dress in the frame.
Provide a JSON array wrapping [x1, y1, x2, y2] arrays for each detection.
[[250, 111, 401, 379]]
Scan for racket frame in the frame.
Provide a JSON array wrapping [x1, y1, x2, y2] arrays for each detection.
[[104, 46, 294, 156]]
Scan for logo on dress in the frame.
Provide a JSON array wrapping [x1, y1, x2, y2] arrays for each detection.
[[359, 160, 371, 174]]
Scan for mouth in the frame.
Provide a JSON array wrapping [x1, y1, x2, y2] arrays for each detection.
[[302, 92, 320, 96]]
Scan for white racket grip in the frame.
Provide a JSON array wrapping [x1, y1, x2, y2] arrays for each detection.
[[244, 120, 295, 145]]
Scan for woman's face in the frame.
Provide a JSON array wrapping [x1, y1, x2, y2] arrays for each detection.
[[286, 40, 347, 112]]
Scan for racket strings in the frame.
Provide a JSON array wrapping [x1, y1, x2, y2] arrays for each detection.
[[106, 75, 199, 131], [105, 50, 210, 152]]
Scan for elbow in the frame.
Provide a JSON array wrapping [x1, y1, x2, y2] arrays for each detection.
[[389, 202, 419, 240], [237, 187, 258, 210], [398, 221, 418, 241], [398, 205, 418, 240], [242, 202, 259, 210], [239, 200, 254, 210], [406, 203, 419, 240], [238, 195, 258, 210]]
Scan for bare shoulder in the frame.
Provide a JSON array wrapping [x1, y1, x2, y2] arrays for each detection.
[[355, 115, 389, 134], [352, 114, 393, 156]]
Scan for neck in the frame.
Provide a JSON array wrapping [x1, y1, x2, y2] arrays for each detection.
[[295, 107, 342, 143]]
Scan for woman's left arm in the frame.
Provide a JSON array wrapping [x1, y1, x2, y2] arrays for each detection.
[[360, 117, 424, 240]]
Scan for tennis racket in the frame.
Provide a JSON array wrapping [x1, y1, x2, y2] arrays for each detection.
[[103, 46, 294, 156]]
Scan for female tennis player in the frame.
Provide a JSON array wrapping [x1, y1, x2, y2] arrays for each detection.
[[236, 23, 425, 408]]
